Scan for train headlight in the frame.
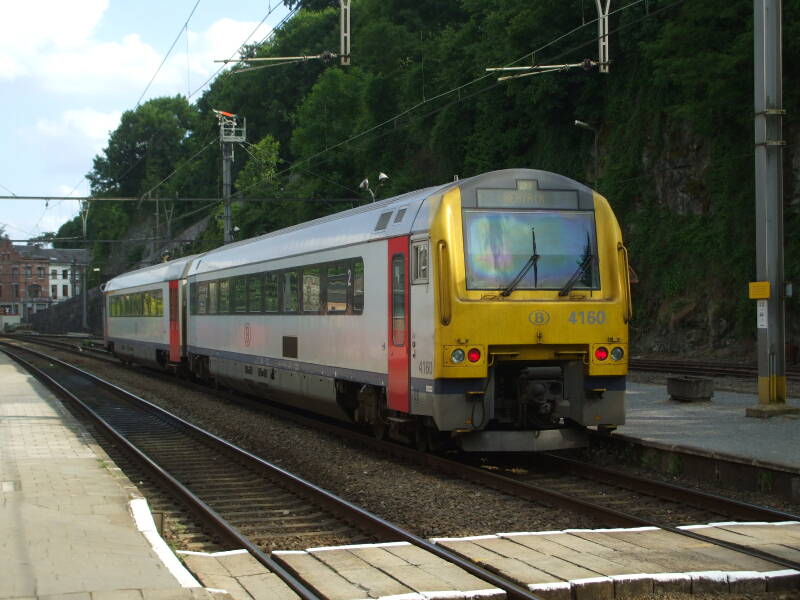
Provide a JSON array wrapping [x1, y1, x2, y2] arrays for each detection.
[[467, 348, 481, 363], [610, 346, 625, 361], [594, 346, 609, 361], [450, 348, 466, 364]]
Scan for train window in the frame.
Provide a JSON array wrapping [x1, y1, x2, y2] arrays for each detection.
[[264, 273, 279, 312], [247, 274, 263, 313], [326, 263, 348, 313], [219, 279, 230, 313], [463, 210, 599, 291], [475, 179, 579, 209], [412, 241, 429, 284], [197, 282, 209, 315], [282, 271, 299, 313], [208, 281, 218, 314], [391, 255, 405, 346], [143, 290, 162, 317], [133, 293, 144, 316], [189, 283, 197, 315], [352, 259, 364, 314], [233, 277, 247, 313], [394, 208, 407, 223], [375, 211, 393, 231], [302, 267, 321, 313]]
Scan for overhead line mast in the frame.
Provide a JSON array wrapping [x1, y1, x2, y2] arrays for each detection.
[[747, 0, 798, 417]]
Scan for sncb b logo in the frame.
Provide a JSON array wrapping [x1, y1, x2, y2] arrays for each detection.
[[528, 310, 551, 325]]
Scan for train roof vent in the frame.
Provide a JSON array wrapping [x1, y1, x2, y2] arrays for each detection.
[[394, 208, 407, 223], [375, 211, 393, 231]]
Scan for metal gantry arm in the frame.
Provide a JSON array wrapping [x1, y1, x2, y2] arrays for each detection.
[[216, 0, 351, 70], [487, 1, 611, 80]]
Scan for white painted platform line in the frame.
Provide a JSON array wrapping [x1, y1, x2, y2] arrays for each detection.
[[129, 498, 201, 588], [177, 549, 250, 557], [679, 520, 800, 529], [379, 589, 504, 599], [431, 534, 500, 543]]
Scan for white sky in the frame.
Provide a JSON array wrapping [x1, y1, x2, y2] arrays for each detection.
[[0, 0, 289, 241]]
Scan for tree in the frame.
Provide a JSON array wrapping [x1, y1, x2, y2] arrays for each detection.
[[88, 96, 200, 199], [282, 0, 339, 11]]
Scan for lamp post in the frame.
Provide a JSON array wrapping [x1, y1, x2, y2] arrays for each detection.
[[574, 120, 599, 188]]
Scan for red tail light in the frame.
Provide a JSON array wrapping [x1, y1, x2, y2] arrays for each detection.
[[467, 348, 481, 362], [595, 346, 609, 361]]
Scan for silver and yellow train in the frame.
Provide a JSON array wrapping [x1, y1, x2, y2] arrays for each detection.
[[103, 169, 631, 452]]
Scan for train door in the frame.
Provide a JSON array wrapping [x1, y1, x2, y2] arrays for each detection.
[[168, 280, 180, 362], [387, 236, 410, 412]]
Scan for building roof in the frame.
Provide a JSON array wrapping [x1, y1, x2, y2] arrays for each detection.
[[14, 245, 91, 264]]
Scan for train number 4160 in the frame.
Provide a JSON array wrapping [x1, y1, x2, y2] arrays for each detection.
[[567, 310, 606, 325]]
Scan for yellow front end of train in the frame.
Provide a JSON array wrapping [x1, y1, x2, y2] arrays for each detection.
[[428, 171, 630, 451]]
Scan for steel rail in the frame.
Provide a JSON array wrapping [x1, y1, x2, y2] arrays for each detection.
[[630, 358, 800, 381], [0, 341, 546, 600], [0, 343, 323, 600], [2, 334, 114, 361], [539, 453, 800, 523]]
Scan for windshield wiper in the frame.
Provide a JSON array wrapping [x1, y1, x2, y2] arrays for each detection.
[[501, 228, 539, 297], [558, 252, 595, 296]]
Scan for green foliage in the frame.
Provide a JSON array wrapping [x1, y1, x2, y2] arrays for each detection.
[[63, 0, 800, 347]]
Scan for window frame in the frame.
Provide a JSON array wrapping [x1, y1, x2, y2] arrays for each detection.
[[302, 266, 322, 314], [411, 240, 429, 284]]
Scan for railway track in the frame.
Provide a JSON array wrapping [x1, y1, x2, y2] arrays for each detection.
[[630, 357, 800, 381], [0, 341, 547, 600], [6, 336, 800, 575], [2, 333, 113, 360]]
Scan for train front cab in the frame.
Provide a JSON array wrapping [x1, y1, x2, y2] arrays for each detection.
[[423, 170, 631, 452]]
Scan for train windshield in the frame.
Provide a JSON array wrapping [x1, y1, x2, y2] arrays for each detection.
[[463, 210, 599, 291]]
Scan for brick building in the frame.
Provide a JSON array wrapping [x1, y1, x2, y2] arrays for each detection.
[[0, 239, 90, 321]]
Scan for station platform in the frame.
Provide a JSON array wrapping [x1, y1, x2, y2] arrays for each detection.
[[0, 352, 219, 600], [615, 380, 800, 473]]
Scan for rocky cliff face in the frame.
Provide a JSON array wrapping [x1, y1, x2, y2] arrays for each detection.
[[30, 288, 103, 336]]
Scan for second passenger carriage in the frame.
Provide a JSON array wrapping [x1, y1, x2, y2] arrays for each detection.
[[103, 169, 631, 452]]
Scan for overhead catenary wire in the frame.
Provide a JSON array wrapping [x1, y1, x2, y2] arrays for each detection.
[[0, 182, 17, 196], [135, 0, 202, 108], [134, 137, 217, 205], [30, 0, 679, 244], [238, 0, 683, 196], [188, 4, 298, 99], [55, 2, 294, 234]]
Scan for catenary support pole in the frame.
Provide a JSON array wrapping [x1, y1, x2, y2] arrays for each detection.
[[222, 140, 233, 245], [748, 0, 798, 417]]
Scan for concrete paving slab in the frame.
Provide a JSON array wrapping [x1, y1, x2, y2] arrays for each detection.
[[620, 381, 800, 470], [238, 573, 300, 600], [214, 551, 267, 578], [415, 561, 505, 593], [273, 551, 367, 600]]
